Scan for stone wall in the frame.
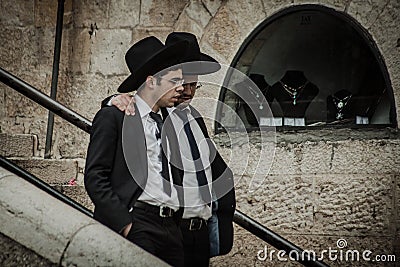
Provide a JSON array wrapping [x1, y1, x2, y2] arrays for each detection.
[[1, 0, 399, 266], [1, 0, 399, 157], [212, 129, 399, 266]]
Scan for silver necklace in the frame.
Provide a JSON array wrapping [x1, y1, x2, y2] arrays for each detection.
[[332, 94, 352, 120], [279, 81, 308, 105], [247, 85, 264, 110]]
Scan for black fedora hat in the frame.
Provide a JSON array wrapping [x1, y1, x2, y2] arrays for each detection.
[[165, 32, 221, 75], [118, 36, 187, 93]]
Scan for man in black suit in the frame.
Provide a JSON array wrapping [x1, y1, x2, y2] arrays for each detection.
[[85, 36, 188, 267], [106, 32, 236, 267]]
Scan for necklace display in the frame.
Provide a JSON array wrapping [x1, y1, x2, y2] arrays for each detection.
[[247, 85, 264, 110], [279, 81, 309, 105], [332, 94, 352, 120]]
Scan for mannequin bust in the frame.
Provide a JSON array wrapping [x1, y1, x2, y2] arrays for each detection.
[[326, 89, 354, 123], [270, 70, 319, 120], [234, 73, 271, 127]]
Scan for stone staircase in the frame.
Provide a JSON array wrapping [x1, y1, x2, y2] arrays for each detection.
[[1, 132, 174, 266], [0, 132, 93, 211]]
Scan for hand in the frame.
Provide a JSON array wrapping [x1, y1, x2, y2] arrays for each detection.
[[111, 93, 136, 116], [122, 222, 132, 237]]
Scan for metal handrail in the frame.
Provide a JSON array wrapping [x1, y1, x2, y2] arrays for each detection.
[[0, 67, 329, 267], [234, 210, 328, 267], [0, 68, 91, 133]]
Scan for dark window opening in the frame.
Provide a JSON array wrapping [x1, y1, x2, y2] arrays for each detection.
[[216, 5, 396, 132]]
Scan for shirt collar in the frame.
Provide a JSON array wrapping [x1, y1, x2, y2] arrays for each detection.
[[135, 94, 154, 119], [167, 105, 191, 115]]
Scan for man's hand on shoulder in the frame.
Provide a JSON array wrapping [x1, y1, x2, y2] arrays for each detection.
[[111, 93, 136, 116]]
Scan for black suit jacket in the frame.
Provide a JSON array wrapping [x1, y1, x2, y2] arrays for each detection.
[[85, 106, 143, 232], [84, 106, 183, 233]]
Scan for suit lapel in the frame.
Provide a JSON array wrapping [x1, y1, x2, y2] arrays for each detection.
[[122, 106, 148, 188]]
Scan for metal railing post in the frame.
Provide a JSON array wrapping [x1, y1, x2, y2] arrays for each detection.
[[44, 0, 66, 158]]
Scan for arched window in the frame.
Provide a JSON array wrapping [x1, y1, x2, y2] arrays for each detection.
[[216, 5, 396, 132]]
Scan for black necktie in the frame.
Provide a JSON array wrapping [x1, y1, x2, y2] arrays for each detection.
[[149, 112, 171, 196], [175, 109, 211, 204]]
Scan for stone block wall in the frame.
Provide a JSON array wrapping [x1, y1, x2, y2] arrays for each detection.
[[213, 129, 399, 266], [1, 0, 399, 266], [1, 0, 399, 157]]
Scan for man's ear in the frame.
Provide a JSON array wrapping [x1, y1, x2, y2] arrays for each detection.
[[146, 76, 156, 88]]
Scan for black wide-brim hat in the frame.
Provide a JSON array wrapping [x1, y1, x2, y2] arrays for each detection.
[[118, 36, 188, 93], [165, 32, 221, 75]]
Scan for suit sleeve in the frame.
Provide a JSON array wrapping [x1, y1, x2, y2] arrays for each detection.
[[101, 94, 118, 108], [84, 108, 131, 232]]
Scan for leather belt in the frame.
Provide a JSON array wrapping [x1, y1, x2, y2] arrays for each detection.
[[181, 218, 207, 231], [133, 201, 175, 218]]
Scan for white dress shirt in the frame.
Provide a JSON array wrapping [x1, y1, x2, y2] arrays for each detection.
[[167, 106, 212, 220], [135, 95, 179, 210]]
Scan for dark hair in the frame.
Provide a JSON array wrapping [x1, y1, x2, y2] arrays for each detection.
[[136, 64, 182, 91], [155, 64, 182, 85]]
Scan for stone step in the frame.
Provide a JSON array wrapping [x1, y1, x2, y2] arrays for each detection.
[[53, 185, 94, 212], [0, 133, 38, 158], [8, 158, 85, 185], [6, 156, 93, 211]]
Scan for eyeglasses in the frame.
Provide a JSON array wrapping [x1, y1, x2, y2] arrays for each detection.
[[158, 77, 185, 87], [184, 82, 203, 90]]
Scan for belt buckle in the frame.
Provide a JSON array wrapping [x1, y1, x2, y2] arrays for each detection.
[[189, 219, 202, 231], [159, 206, 173, 217]]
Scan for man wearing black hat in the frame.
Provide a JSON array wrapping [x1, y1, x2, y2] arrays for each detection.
[[85, 36, 188, 267], [105, 32, 236, 267]]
